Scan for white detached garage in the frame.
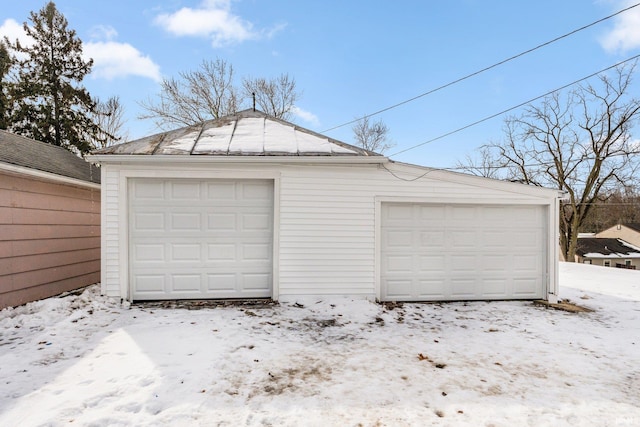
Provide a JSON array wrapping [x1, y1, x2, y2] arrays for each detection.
[[89, 110, 563, 303]]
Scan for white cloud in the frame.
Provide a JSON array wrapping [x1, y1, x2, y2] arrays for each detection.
[[154, 0, 282, 47], [292, 106, 320, 127], [89, 24, 118, 41], [84, 25, 161, 82], [0, 18, 31, 46], [84, 41, 162, 82], [600, 1, 640, 53], [0, 19, 161, 82], [0, 18, 34, 59]]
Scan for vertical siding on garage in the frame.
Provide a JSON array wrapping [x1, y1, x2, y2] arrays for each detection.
[[0, 171, 100, 308]]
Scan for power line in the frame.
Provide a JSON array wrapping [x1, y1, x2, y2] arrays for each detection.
[[322, 2, 640, 133], [389, 53, 640, 157]]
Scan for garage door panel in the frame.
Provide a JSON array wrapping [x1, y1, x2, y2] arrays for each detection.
[[133, 243, 165, 262], [482, 230, 510, 247], [450, 279, 477, 298], [130, 179, 273, 300], [449, 254, 478, 271], [243, 273, 271, 290], [384, 230, 414, 248], [242, 182, 273, 199], [385, 279, 413, 298], [133, 212, 165, 231], [207, 274, 236, 291], [242, 213, 271, 230], [170, 243, 201, 261], [133, 181, 165, 199], [416, 279, 446, 298], [480, 255, 509, 271], [419, 230, 445, 247], [385, 204, 413, 221], [418, 205, 446, 221], [381, 203, 547, 301], [384, 254, 413, 273], [171, 274, 202, 292], [207, 213, 236, 230], [242, 243, 271, 261], [513, 254, 542, 274], [481, 279, 508, 296], [206, 182, 236, 199], [419, 254, 445, 271], [513, 278, 540, 296], [134, 275, 166, 293], [170, 212, 201, 230], [451, 230, 478, 249], [207, 243, 238, 261], [451, 205, 476, 221]]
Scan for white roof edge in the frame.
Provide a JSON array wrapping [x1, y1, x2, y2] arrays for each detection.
[[386, 161, 562, 198], [86, 154, 389, 165], [0, 161, 101, 189]]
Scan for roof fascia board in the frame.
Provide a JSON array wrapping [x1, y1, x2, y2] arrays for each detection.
[[0, 161, 101, 189], [86, 154, 389, 165], [386, 161, 563, 199]]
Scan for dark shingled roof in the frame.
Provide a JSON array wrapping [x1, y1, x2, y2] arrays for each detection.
[[0, 130, 100, 184], [576, 237, 640, 257]]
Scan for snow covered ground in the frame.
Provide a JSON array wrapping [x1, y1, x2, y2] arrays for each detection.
[[0, 262, 638, 426]]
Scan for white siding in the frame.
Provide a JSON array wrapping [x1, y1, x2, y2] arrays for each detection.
[[102, 165, 120, 297], [100, 162, 558, 300]]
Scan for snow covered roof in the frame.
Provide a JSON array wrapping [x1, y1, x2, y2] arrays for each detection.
[[577, 237, 640, 259], [92, 110, 379, 157]]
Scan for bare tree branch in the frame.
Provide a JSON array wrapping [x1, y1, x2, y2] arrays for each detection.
[[351, 116, 394, 153], [482, 62, 640, 261]]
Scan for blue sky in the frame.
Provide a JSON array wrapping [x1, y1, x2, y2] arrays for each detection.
[[2, 0, 640, 167]]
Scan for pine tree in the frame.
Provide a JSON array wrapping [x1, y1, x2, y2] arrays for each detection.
[[9, 2, 101, 153], [0, 41, 12, 130]]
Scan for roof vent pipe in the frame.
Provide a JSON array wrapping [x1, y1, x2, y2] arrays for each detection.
[[252, 92, 256, 112]]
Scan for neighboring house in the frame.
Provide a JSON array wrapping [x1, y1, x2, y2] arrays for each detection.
[[596, 223, 640, 248], [575, 237, 640, 269], [0, 130, 101, 309], [88, 110, 564, 304]]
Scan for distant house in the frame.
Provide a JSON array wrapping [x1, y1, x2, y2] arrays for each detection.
[[0, 130, 101, 309], [88, 109, 564, 304], [596, 223, 640, 248], [575, 237, 640, 269]]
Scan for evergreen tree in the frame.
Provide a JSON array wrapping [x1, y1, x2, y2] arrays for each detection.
[[9, 2, 101, 153], [0, 41, 12, 130]]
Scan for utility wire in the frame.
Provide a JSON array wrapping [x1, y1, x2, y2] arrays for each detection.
[[389, 53, 640, 157], [322, 2, 640, 133]]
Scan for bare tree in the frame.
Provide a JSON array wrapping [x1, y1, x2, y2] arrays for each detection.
[[351, 116, 394, 153], [581, 186, 640, 232], [91, 96, 127, 149], [139, 58, 240, 130], [485, 63, 640, 262], [242, 73, 299, 120], [139, 59, 303, 130], [455, 145, 506, 179]]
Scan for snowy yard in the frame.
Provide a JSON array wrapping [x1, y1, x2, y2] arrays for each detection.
[[1, 262, 639, 426]]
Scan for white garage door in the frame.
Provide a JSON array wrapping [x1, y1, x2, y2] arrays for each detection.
[[129, 179, 273, 300], [381, 203, 547, 301]]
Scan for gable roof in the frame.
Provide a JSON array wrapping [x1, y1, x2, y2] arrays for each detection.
[[0, 130, 100, 184], [91, 109, 379, 157], [621, 223, 640, 233], [576, 237, 640, 258]]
